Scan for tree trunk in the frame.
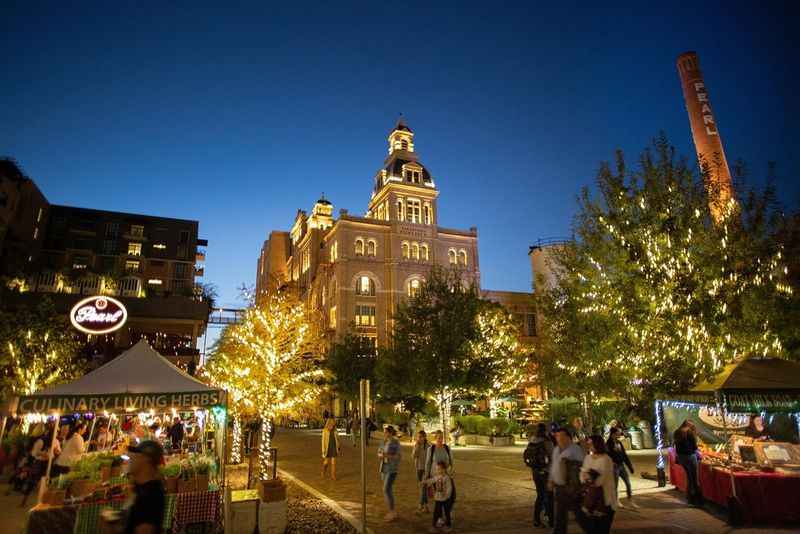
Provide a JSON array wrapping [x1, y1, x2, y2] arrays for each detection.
[[231, 415, 242, 464], [259, 414, 273, 480]]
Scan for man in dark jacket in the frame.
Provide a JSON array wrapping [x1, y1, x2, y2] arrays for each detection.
[[607, 427, 634, 501]]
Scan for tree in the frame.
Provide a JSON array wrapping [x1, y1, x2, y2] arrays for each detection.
[[325, 332, 377, 401], [380, 266, 498, 441], [203, 290, 324, 479], [471, 301, 528, 418], [0, 297, 83, 400], [537, 136, 795, 401]]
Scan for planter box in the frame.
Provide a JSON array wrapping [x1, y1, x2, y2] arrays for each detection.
[[164, 476, 179, 494], [69, 479, 96, 498], [42, 488, 66, 506], [258, 498, 287, 534], [456, 434, 515, 447], [257, 478, 287, 503]]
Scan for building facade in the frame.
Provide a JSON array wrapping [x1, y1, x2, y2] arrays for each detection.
[[0, 159, 210, 367], [256, 118, 480, 347]]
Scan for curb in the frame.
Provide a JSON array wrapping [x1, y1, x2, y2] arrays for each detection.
[[278, 467, 374, 534]]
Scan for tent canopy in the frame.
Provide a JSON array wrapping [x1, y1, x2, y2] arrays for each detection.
[[662, 357, 800, 412], [15, 340, 224, 414]]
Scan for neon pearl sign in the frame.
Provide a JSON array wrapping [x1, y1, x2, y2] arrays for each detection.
[[70, 296, 128, 335]]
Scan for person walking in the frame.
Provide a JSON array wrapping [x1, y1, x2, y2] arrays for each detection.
[[413, 430, 431, 513], [424, 430, 453, 479], [321, 418, 340, 480], [525, 423, 554, 527], [378, 425, 401, 522], [549, 427, 585, 534], [606, 427, 634, 503], [424, 461, 455, 533], [673, 420, 703, 506], [577, 435, 618, 534], [123, 440, 166, 534]]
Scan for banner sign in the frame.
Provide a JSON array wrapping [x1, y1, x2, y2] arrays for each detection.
[[17, 390, 223, 414], [70, 296, 128, 335]]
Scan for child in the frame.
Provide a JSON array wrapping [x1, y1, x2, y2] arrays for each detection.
[[425, 460, 455, 533]]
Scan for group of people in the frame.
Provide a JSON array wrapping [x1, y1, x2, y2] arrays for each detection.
[[319, 417, 457, 532], [523, 417, 636, 534]]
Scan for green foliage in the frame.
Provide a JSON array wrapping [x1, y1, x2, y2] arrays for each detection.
[[324, 332, 377, 400], [160, 462, 182, 478], [0, 296, 84, 399], [537, 136, 797, 400], [455, 415, 520, 436]]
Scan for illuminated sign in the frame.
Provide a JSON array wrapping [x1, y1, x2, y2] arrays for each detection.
[[70, 296, 128, 335]]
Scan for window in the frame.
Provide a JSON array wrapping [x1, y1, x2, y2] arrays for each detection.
[[128, 242, 142, 256], [148, 279, 163, 285], [302, 249, 310, 272], [526, 313, 537, 337], [367, 240, 376, 257], [402, 241, 410, 259], [448, 249, 457, 264], [355, 238, 364, 256], [105, 222, 119, 238], [329, 240, 338, 262], [150, 260, 165, 268], [401, 139, 408, 150], [396, 199, 405, 221], [174, 263, 188, 278], [329, 306, 337, 329], [359, 336, 378, 352], [120, 277, 141, 297], [102, 239, 115, 254], [178, 230, 190, 244], [355, 304, 376, 326], [131, 225, 144, 238], [125, 260, 140, 272], [355, 276, 375, 296], [153, 243, 166, 250], [459, 249, 468, 266], [411, 242, 419, 260], [421, 244, 429, 261], [424, 204, 431, 225], [406, 199, 421, 223], [407, 279, 421, 298]]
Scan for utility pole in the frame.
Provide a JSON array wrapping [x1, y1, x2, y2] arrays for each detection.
[[359, 379, 370, 533]]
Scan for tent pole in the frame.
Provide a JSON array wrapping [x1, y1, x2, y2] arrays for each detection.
[[41, 415, 61, 503], [0, 415, 8, 447], [85, 415, 98, 453], [715, 393, 736, 499]]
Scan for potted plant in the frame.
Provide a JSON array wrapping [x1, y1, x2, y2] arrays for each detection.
[[192, 455, 214, 491], [177, 458, 196, 493], [161, 463, 181, 493]]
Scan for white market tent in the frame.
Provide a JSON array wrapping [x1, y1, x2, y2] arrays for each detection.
[[13, 340, 225, 415]]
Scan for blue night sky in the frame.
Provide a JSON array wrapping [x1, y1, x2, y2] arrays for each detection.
[[3, 2, 797, 311]]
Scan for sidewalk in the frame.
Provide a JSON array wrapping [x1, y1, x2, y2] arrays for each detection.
[[273, 429, 795, 533]]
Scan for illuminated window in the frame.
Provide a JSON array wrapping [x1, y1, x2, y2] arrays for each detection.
[[402, 241, 410, 259], [329, 305, 337, 329], [401, 139, 408, 151], [330, 241, 338, 262], [355, 238, 364, 256], [448, 249, 457, 264], [355, 276, 375, 296], [131, 225, 144, 237], [128, 242, 142, 256], [459, 249, 468, 266], [302, 249, 310, 272], [148, 279, 163, 285], [411, 242, 419, 260], [406, 199, 421, 223], [125, 260, 140, 272], [396, 199, 405, 221], [153, 243, 166, 250], [421, 244, 429, 261], [367, 239, 376, 257], [407, 279, 421, 298], [424, 204, 431, 225], [355, 304, 376, 326]]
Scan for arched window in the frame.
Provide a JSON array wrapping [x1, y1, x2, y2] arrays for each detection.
[[402, 242, 410, 259], [421, 244, 429, 261], [411, 242, 420, 260], [459, 249, 468, 266], [355, 238, 364, 256], [407, 278, 421, 298], [367, 240, 376, 257], [448, 249, 457, 265], [355, 275, 375, 296]]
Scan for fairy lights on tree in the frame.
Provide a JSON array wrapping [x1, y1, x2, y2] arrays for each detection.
[[204, 290, 324, 479], [537, 137, 795, 400], [0, 297, 83, 400]]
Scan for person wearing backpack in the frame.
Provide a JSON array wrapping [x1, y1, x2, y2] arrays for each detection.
[[548, 427, 585, 534], [424, 430, 453, 479], [525, 423, 554, 527]]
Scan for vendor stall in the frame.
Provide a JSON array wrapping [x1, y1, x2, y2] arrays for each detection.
[[655, 357, 800, 525], [6, 340, 227, 534]]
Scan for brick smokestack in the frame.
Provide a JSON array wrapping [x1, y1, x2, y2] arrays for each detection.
[[677, 51, 734, 222]]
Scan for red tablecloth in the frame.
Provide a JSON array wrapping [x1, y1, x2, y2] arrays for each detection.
[[669, 449, 800, 523], [172, 489, 220, 533]]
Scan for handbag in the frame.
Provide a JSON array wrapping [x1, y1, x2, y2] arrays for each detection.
[[581, 483, 606, 516]]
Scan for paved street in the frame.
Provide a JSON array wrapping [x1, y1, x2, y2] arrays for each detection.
[[274, 428, 794, 534]]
